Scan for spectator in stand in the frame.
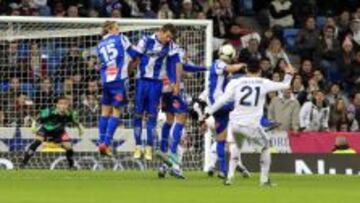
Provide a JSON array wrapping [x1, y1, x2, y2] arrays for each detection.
[[82, 55, 99, 82], [17, 0, 38, 16], [313, 69, 330, 92], [34, 78, 56, 110], [346, 105, 359, 131], [337, 10, 351, 40], [291, 0, 316, 27], [298, 59, 314, 87], [111, 8, 121, 17], [88, 8, 99, 17], [273, 58, 288, 76], [325, 17, 339, 38], [66, 5, 79, 17], [260, 28, 275, 51], [7, 93, 34, 127], [329, 98, 347, 131], [291, 74, 308, 105], [337, 37, 354, 90], [79, 94, 100, 127], [53, 1, 66, 17], [260, 57, 273, 79], [344, 49, 360, 93], [157, 1, 174, 19], [265, 37, 290, 68], [179, 0, 197, 19], [0, 110, 4, 127], [85, 80, 100, 97], [326, 83, 349, 106], [268, 0, 294, 28], [348, 19, 360, 51], [0, 77, 22, 113], [299, 89, 330, 132], [137, 0, 156, 18], [268, 88, 300, 131], [25, 41, 47, 81], [352, 92, 360, 124], [238, 38, 262, 63], [56, 42, 84, 82], [104, 0, 131, 18], [207, 0, 233, 38], [315, 25, 341, 83], [296, 16, 320, 60]]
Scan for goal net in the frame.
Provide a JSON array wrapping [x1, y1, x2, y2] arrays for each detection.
[[0, 17, 213, 170]]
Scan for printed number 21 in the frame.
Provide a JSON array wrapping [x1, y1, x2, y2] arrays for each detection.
[[99, 43, 118, 62], [239, 86, 260, 106]]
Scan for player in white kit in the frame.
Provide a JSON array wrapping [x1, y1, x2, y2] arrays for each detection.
[[204, 59, 294, 186]]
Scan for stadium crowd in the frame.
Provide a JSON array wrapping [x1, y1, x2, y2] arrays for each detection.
[[0, 0, 359, 132]]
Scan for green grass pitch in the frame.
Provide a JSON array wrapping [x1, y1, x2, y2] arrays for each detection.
[[1, 170, 359, 203]]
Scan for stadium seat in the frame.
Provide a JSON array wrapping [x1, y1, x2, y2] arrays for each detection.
[[21, 83, 35, 97], [283, 28, 299, 53], [241, 0, 254, 16], [316, 16, 327, 29], [0, 81, 9, 91]]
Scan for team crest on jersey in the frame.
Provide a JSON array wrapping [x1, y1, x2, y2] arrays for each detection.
[[115, 94, 123, 101], [172, 100, 180, 109]]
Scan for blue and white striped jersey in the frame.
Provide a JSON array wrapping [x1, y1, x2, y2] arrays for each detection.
[[208, 59, 229, 104], [97, 34, 137, 84], [134, 34, 175, 80]]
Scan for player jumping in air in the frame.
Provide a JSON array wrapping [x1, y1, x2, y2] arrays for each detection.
[[132, 24, 177, 160], [96, 21, 137, 156], [157, 45, 207, 179], [20, 96, 84, 169], [207, 44, 246, 178], [205, 58, 295, 186]]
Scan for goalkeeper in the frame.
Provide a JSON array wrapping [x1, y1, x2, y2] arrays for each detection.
[[20, 96, 84, 169]]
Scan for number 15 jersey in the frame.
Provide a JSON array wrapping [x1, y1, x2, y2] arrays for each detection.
[[209, 74, 293, 127]]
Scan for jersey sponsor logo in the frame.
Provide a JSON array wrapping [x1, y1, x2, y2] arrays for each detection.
[[106, 64, 118, 76], [115, 94, 123, 101]]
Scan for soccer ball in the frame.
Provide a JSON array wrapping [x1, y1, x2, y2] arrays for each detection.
[[219, 44, 236, 62]]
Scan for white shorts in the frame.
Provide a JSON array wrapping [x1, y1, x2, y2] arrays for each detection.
[[227, 122, 270, 149]]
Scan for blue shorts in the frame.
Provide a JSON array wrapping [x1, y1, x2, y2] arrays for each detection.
[[134, 78, 163, 115], [213, 103, 234, 134], [162, 91, 188, 114], [101, 80, 128, 107]]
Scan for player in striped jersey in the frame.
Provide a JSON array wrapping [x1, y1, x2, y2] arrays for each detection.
[[132, 24, 178, 160], [96, 21, 138, 156], [207, 44, 246, 178], [157, 45, 207, 179]]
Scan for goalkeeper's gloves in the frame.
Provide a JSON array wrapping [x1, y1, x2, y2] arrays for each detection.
[[30, 118, 39, 134], [78, 124, 84, 137]]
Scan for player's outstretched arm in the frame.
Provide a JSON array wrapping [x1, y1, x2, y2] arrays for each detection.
[[264, 63, 295, 93], [226, 63, 247, 73]]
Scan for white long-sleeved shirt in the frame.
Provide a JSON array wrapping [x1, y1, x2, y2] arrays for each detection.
[[208, 74, 293, 126], [299, 101, 330, 131]]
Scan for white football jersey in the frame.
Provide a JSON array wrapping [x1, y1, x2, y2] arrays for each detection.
[[209, 74, 293, 126]]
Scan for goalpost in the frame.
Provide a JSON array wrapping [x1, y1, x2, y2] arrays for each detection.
[[0, 16, 213, 170]]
